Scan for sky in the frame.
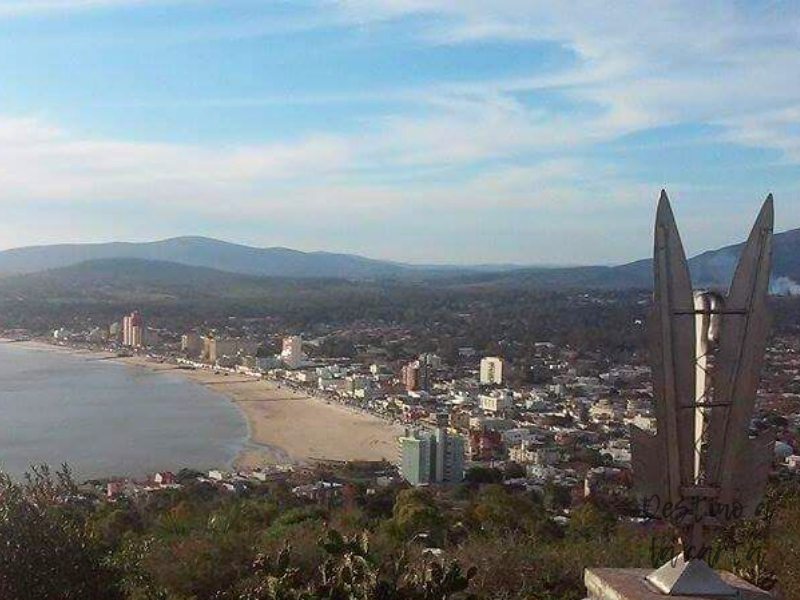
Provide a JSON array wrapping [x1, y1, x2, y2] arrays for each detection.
[[0, 0, 798, 265]]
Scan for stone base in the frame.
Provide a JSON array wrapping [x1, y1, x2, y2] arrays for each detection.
[[585, 568, 772, 600]]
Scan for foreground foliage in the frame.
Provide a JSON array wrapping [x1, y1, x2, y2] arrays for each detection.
[[1, 466, 798, 600]]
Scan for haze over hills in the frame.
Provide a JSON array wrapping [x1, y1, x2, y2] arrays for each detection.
[[0, 227, 798, 297], [462, 226, 800, 291], [0, 237, 415, 279], [0, 258, 365, 303], [0, 236, 539, 280]]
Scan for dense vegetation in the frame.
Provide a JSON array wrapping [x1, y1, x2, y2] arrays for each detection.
[[0, 281, 654, 357], [3, 259, 800, 353], [1, 465, 798, 600]]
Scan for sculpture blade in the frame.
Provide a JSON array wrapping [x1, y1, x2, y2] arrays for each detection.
[[648, 191, 696, 505], [734, 432, 774, 518], [706, 196, 773, 508], [631, 425, 669, 505]]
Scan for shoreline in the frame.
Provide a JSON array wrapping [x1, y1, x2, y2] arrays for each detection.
[[1, 339, 403, 471]]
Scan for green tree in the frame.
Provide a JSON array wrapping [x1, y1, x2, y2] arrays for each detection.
[[463, 467, 503, 485], [235, 530, 475, 600], [766, 489, 800, 598], [0, 465, 121, 600], [470, 485, 555, 538], [390, 489, 445, 545], [502, 462, 526, 480], [567, 501, 616, 540], [542, 479, 573, 511]]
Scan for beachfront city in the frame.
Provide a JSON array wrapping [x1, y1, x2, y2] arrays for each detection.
[[3, 2, 800, 599], [3, 297, 799, 501]]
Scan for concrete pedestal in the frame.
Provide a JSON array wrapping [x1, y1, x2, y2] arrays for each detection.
[[585, 568, 772, 600]]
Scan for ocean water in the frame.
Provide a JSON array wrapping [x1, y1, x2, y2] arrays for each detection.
[[0, 344, 248, 480]]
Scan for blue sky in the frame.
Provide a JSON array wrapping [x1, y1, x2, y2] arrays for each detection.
[[0, 0, 798, 264]]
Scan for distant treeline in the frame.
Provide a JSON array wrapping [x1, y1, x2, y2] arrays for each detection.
[[2, 282, 799, 360]]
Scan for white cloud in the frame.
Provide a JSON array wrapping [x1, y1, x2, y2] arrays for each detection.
[[719, 105, 800, 164], [0, 115, 355, 207], [328, 0, 800, 164], [0, 107, 780, 262], [0, 111, 602, 209], [0, 1, 798, 261], [8, 1, 798, 164], [0, 0, 189, 17]]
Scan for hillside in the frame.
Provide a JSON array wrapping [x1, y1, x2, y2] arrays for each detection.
[[0, 258, 364, 303], [0, 226, 797, 292], [484, 226, 800, 290], [0, 237, 410, 279], [688, 227, 800, 286]]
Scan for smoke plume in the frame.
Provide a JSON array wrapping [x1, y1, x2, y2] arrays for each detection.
[[770, 276, 800, 296]]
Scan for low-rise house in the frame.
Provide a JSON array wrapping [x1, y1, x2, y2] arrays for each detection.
[[293, 481, 344, 505], [153, 471, 175, 485]]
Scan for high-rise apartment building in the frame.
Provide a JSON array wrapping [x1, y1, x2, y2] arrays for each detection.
[[201, 336, 259, 364], [122, 311, 143, 348], [479, 356, 504, 385], [418, 353, 442, 369], [401, 354, 440, 391], [181, 332, 203, 357], [399, 434, 433, 486], [401, 361, 422, 391], [399, 424, 465, 486], [281, 335, 305, 369]]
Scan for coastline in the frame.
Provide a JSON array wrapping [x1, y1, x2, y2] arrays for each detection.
[[1, 339, 403, 471]]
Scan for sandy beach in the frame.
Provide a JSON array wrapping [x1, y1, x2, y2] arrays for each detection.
[[113, 356, 404, 469], [1, 339, 404, 469], [1, 339, 404, 470]]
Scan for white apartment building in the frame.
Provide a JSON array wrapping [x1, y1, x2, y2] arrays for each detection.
[[509, 443, 559, 466], [479, 389, 514, 413], [281, 335, 306, 368], [501, 428, 536, 446], [479, 356, 504, 385]]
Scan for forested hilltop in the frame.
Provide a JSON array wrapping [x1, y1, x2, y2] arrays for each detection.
[[1, 225, 798, 283], [1, 464, 799, 600], [3, 283, 800, 364]]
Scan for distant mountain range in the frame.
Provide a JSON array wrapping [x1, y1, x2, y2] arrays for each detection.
[[478, 226, 800, 291], [0, 228, 798, 295], [0, 258, 364, 303], [0, 237, 415, 279]]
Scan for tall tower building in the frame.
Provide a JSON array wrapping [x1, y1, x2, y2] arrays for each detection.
[[480, 356, 504, 385], [181, 332, 203, 357], [399, 434, 433, 487], [281, 335, 305, 368], [122, 311, 143, 348], [398, 425, 464, 486], [401, 355, 434, 392], [401, 361, 421, 391]]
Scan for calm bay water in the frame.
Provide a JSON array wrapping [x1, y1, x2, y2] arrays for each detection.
[[0, 344, 248, 480]]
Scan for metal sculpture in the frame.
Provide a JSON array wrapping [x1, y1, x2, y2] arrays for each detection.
[[632, 191, 774, 596]]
